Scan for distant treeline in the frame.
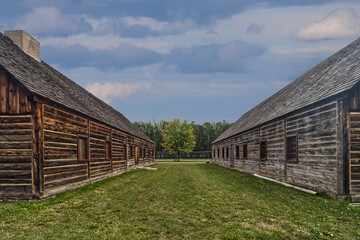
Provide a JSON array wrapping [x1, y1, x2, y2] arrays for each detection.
[[133, 120, 233, 152]]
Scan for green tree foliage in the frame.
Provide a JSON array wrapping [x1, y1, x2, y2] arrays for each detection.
[[134, 120, 232, 152], [191, 121, 232, 151], [161, 119, 196, 161], [134, 120, 167, 152]]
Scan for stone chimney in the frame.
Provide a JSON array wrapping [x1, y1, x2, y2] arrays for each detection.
[[4, 30, 40, 61]]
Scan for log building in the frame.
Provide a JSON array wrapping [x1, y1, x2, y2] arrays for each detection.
[[0, 30, 155, 200], [212, 37, 360, 200]]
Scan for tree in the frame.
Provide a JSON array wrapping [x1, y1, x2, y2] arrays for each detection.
[[134, 119, 167, 152], [161, 119, 196, 161], [134, 119, 232, 152]]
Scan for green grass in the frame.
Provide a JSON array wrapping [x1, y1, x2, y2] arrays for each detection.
[[0, 163, 360, 239], [155, 158, 211, 162]]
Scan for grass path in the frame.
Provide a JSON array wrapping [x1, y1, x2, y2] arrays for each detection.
[[155, 158, 210, 162], [0, 163, 360, 239]]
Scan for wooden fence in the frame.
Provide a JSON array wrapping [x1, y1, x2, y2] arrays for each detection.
[[156, 151, 211, 159]]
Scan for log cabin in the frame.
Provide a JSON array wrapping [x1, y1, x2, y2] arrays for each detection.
[[212, 36, 360, 201], [0, 30, 155, 200]]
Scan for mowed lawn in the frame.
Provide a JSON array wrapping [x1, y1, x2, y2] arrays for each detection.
[[1, 164, 360, 239], [155, 158, 210, 162]]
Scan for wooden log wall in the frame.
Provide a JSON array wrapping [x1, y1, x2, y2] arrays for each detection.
[[42, 103, 155, 194], [285, 102, 337, 195], [0, 115, 33, 198], [259, 120, 285, 180], [127, 137, 136, 169], [238, 129, 260, 173], [43, 104, 89, 191], [134, 138, 152, 166], [112, 129, 128, 172], [0, 68, 31, 114], [89, 121, 112, 178], [0, 66, 155, 198], [0, 67, 34, 199], [213, 101, 338, 196], [349, 112, 360, 195]]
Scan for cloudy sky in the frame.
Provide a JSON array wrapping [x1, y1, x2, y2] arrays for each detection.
[[2, 0, 360, 123]]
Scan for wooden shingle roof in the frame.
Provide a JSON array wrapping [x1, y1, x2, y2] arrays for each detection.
[[0, 33, 153, 143], [214, 37, 360, 143]]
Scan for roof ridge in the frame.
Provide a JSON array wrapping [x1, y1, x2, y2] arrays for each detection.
[[0, 32, 153, 143], [214, 36, 360, 143]]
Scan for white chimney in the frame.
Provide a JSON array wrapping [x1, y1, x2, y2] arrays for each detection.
[[4, 30, 40, 61]]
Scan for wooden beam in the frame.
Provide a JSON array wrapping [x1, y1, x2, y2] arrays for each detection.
[[254, 173, 318, 195], [337, 97, 350, 197], [32, 101, 44, 195]]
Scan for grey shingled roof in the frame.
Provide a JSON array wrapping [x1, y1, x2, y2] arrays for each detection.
[[214, 37, 360, 143], [0, 33, 153, 143]]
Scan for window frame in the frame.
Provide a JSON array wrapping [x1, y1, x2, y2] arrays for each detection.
[[235, 145, 240, 159], [77, 135, 89, 162], [286, 135, 298, 163], [259, 140, 267, 161], [105, 140, 112, 160], [243, 144, 248, 160]]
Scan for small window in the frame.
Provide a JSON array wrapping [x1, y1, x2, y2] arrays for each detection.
[[222, 148, 225, 158], [260, 141, 267, 161], [78, 135, 89, 161], [123, 144, 127, 160], [243, 144, 248, 160], [217, 149, 220, 158], [235, 145, 240, 159], [286, 135, 298, 163], [105, 141, 112, 159], [226, 147, 229, 158]]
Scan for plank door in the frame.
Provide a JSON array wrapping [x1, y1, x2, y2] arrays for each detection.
[[135, 146, 139, 165], [349, 112, 360, 195], [230, 144, 234, 168]]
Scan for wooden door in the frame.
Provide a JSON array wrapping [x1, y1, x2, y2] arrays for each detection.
[[135, 146, 139, 165], [230, 144, 234, 168], [349, 112, 360, 195]]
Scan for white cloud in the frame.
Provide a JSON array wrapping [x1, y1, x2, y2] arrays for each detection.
[[294, 9, 360, 41], [86, 81, 152, 103], [16, 7, 91, 35]]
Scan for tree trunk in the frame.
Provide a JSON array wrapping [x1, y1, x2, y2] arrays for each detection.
[[177, 152, 180, 162]]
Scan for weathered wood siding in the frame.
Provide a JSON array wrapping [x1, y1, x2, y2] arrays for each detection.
[[0, 115, 33, 197], [213, 101, 338, 196], [0, 67, 31, 114], [259, 120, 285, 180], [112, 129, 128, 172], [89, 122, 112, 178], [42, 103, 155, 194], [285, 102, 337, 195], [349, 112, 360, 195], [0, 67, 34, 198], [0, 66, 154, 199], [43, 104, 89, 191]]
